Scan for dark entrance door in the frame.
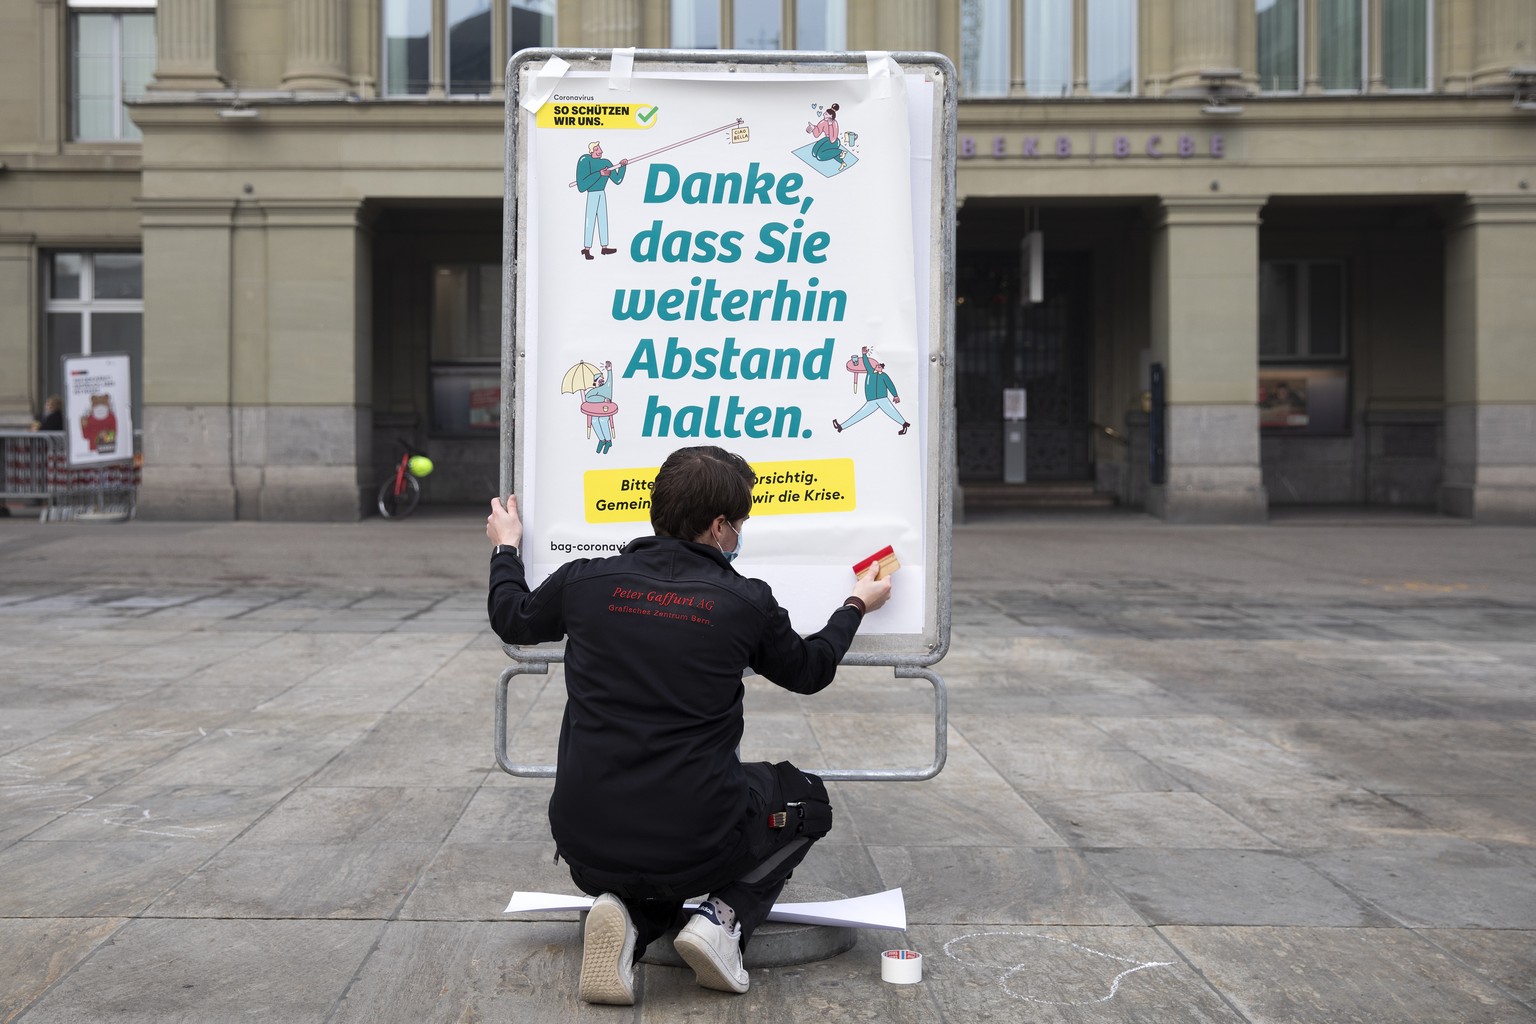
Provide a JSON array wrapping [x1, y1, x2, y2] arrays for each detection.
[[955, 249, 1093, 482]]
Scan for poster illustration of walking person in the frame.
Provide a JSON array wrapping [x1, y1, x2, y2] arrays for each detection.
[[508, 53, 951, 647]]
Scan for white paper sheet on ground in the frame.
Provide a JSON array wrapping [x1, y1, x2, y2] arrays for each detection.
[[505, 887, 906, 931]]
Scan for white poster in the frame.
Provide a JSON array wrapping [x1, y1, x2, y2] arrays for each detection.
[[63, 353, 134, 467], [516, 64, 935, 638]]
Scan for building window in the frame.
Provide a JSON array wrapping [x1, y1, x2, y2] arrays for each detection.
[[796, 0, 846, 49], [1381, 0, 1429, 90], [447, 0, 492, 94], [69, 2, 156, 141], [671, 0, 721, 47], [733, 0, 781, 48], [668, 0, 844, 50], [962, 0, 1135, 98], [1317, 0, 1364, 91], [1087, 0, 1135, 95], [385, 0, 546, 96], [961, 0, 1010, 96], [384, 0, 431, 94], [1259, 260, 1349, 434], [1256, 0, 1301, 93], [43, 253, 145, 422], [430, 264, 501, 434], [509, 0, 554, 55], [1023, 0, 1072, 96], [1260, 261, 1347, 360], [1256, 1, 1429, 95]]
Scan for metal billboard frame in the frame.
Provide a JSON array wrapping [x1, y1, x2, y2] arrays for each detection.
[[496, 48, 955, 782]]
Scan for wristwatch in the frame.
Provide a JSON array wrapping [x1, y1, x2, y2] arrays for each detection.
[[492, 544, 520, 559]]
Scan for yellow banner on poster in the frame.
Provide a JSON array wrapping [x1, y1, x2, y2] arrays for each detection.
[[584, 458, 857, 524], [535, 101, 661, 130]]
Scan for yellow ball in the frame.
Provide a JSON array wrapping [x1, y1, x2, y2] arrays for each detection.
[[408, 455, 434, 477]]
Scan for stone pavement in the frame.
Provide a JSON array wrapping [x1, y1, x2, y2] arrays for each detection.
[[1, 508, 1534, 1023]]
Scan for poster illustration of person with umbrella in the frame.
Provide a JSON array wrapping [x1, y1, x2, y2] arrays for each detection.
[[563, 360, 619, 454]]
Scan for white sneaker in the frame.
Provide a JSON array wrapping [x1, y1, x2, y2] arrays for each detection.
[[579, 894, 637, 1005], [673, 901, 749, 994]]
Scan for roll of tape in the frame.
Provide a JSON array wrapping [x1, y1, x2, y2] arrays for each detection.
[[881, 948, 923, 984]]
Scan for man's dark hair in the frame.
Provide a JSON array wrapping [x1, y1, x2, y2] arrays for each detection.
[[650, 446, 756, 540]]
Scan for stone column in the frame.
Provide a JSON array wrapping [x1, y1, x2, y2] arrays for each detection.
[[1147, 197, 1268, 522], [0, 240, 35, 425], [1441, 195, 1536, 522], [148, 0, 226, 91], [1470, 0, 1536, 93], [575, 0, 642, 48], [282, 0, 350, 93], [1366, 0, 1386, 92], [136, 200, 238, 519], [254, 201, 373, 520], [863, 0, 931, 52], [1165, 0, 1240, 95], [1072, 0, 1089, 95], [1302, 0, 1322, 93]]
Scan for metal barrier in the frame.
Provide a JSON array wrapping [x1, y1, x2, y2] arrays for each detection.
[[1, 431, 65, 518], [495, 649, 948, 782], [0, 430, 141, 522]]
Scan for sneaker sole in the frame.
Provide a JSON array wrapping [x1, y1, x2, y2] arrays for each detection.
[[673, 928, 749, 994], [579, 899, 636, 1005]]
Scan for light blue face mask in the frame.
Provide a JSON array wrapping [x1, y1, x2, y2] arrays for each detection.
[[718, 520, 745, 563]]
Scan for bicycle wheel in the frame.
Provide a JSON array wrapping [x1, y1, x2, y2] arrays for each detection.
[[377, 473, 421, 519]]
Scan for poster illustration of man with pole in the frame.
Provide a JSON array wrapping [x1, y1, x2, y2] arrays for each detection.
[[521, 61, 933, 636]]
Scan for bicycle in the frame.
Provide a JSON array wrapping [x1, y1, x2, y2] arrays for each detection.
[[377, 439, 434, 519]]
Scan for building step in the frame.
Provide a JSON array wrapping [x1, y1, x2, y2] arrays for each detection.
[[961, 481, 1117, 510]]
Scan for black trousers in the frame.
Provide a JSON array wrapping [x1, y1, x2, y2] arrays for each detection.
[[566, 761, 826, 958]]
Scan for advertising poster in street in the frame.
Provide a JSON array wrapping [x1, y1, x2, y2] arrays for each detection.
[[509, 55, 947, 646], [63, 353, 134, 467]]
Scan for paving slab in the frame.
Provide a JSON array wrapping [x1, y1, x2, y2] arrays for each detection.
[[398, 841, 571, 922], [921, 924, 1245, 1023], [0, 917, 124, 1023], [124, 712, 380, 788], [834, 776, 1064, 848], [16, 919, 383, 1024], [241, 785, 476, 845], [22, 783, 288, 843], [446, 783, 566, 844], [1204, 790, 1449, 849], [0, 839, 213, 917], [1421, 929, 1536, 1006], [870, 846, 1145, 926], [1032, 791, 1279, 849], [147, 840, 440, 919], [307, 712, 498, 787], [1160, 925, 1536, 1024], [1304, 837, 1536, 928], [1084, 848, 1391, 927]]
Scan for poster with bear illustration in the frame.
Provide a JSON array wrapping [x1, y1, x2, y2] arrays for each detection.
[[63, 353, 134, 467], [504, 53, 953, 654]]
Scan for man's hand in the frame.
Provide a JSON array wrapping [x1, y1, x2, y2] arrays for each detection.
[[487, 495, 523, 548], [850, 575, 892, 614], [600, 166, 611, 176], [618, 158, 628, 166]]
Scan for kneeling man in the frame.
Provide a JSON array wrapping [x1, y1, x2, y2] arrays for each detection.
[[487, 445, 891, 1004]]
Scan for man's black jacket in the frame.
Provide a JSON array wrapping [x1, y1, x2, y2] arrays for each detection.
[[488, 535, 861, 881]]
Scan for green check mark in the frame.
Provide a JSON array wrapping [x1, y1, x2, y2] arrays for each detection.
[[637, 105, 659, 124]]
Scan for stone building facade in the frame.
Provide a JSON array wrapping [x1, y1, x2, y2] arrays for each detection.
[[2, 0, 1533, 521]]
